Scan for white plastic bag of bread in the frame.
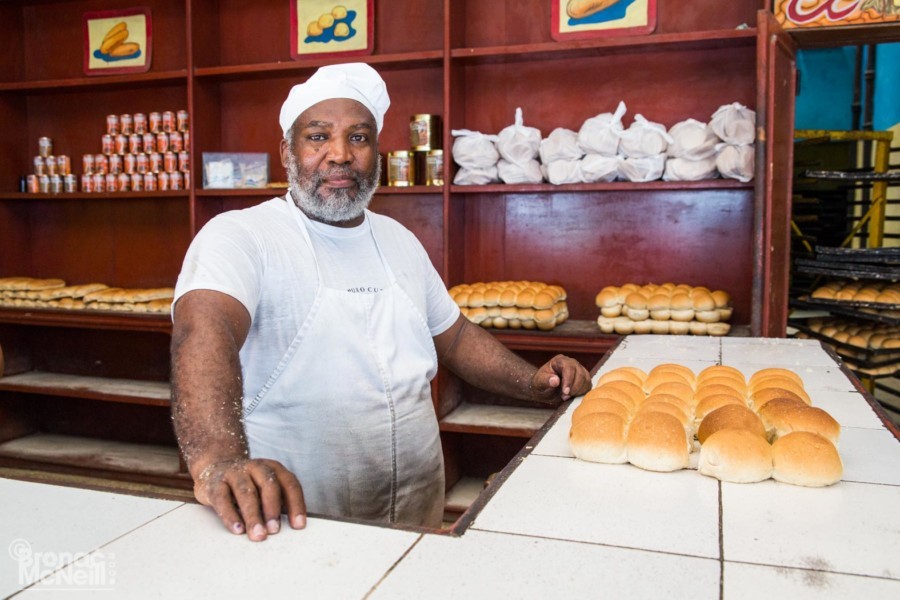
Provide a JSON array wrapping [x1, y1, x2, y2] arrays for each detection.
[[496, 107, 542, 166], [616, 154, 666, 183], [543, 159, 583, 185], [618, 114, 673, 159], [595, 283, 733, 336], [450, 128, 500, 170], [539, 127, 583, 164], [666, 118, 719, 160], [662, 155, 719, 182], [569, 364, 843, 487], [715, 143, 755, 183], [579, 154, 619, 183], [449, 281, 568, 331], [709, 102, 756, 146], [498, 158, 543, 185], [809, 280, 900, 306], [577, 100, 627, 157], [0, 277, 172, 314]]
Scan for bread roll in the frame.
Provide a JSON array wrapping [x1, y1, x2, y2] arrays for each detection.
[[595, 289, 620, 309], [648, 294, 671, 321], [750, 376, 810, 399], [613, 317, 635, 335], [644, 370, 693, 393], [695, 310, 720, 323], [698, 376, 747, 396], [757, 397, 807, 438], [698, 429, 773, 483], [583, 386, 637, 412], [771, 432, 842, 487], [601, 380, 645, 406], [669, 293, 694, 322], [691, 290, 716, 312], [651, 381, 694, 405], [695, 384, 745, 403], [601, 305, 623, 318], [669, 321, 690, 335], [697, 404, 766, 444], [749, 367, 803, 387], [638, 401, 691, 429], [597, 368, 645, 388], [633, 319, 653, 334], [572, 397, 632, 424], [750, 387, 810, 411], [688, 321, 708, 335], [597, 316, 615, 333], [711, 289, 731, 308], [532, 290, 555, 310], [694, 393, 745, 423], [650, 319, 670, 334], [761, 404, 840, 445], [711, 314, 732, 330], [626, 412, 690, 472], [648, 363, 696, 385], [569, 412, 628, 464], [643, 393, 692, 419]]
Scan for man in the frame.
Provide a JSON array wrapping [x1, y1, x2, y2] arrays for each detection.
[[170, 63, 591, 542]]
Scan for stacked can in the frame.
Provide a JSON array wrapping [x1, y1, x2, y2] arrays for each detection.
[[27, 136, 75, 194], [386, 114, 443, 187], [82, 109, 191, 192]]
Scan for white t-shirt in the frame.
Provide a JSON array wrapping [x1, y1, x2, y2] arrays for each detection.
[[173, 195, 459, 399]]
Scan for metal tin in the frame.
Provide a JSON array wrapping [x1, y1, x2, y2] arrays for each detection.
[[183, 171, 190, 189], [409, 114, 441, 151], [94, 154, 108, 175], [136, 154, 149, 175], [101, 134, 114, 156], [120, 113, 133, 135], [177, 109, 189, 132], [114, 134, 128, 156], [142, 132, 156, 154], [128, 134, 142, 155], [134, 113, 147, 134], [92, 173, 105, 193], [106, 114, 119, 135], [170, 171, 183, 190], [387, 150, 414, 187], [425, 149, 444, 186], [148, 112, 162, 134], [178, 151, 190, 173], [183, 130, 190, 149], [56, 155, 70, 176], [45, 155, 57, 176], [157, 132, 169, 154], [123, 153, 136, 174], [169, 131, 183, 153], [131, 173, 143, 192], [158, 171, 170, 191], [164, 152, 177, 173], [64, 174, 78, 193], [49, 174, 62, 194], [144, 172, 157, 191], [82, 154, 95, 175], [105, 173, 117, 192], [38, 137, 53, 158], [148, 152, 162, 173], [80, 174, 94, 193], [109, 154, 123, 175], [38, 174, 50, 193], [117, 172, 130, 192], [162, 111, 175, 133], [33, 156, 46, 176], [26, 174, 39, 193]]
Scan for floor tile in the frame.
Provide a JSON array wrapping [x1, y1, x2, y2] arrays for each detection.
[[371, 529, 721, 600], [472, 454, 720, 558], [722, 479, 900, 579], [811, 390, 887, 429], [839, 427, 900, 486], [19, 504, 420, 599], [724, 561, 900, 599], [0, 479, 181, 598]]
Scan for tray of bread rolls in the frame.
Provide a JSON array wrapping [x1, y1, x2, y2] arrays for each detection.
[[569, 364, 843, 487], [790, 317, 900, 371], [450, 281, 569, 331], [814, 245, 900, 265], [793, 298, 900, 326], [0, 277, 173, 314], [804, 279, 900, 309], [595, 283, 733, 336]]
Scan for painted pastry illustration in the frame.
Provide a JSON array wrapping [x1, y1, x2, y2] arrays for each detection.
[[305, 5, 357, 42], [94, 21, 141, 61]]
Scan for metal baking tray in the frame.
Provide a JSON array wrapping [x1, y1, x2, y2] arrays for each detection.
[[794, 259, 900, 281], [789, 319, 900, 366], [793, 297, 900, 325]]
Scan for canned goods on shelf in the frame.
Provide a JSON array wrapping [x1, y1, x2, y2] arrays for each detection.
[[123, 153, 136, 174], [120, 114, 133, 135], [38, 137, 53, 158], [183, 171, 190, 188], [45, 155, 57, 176], [142, 132, 156, 154], [56, 155, 70, 176], [106, 114, 119, 136], [169, 131, 183, 153], [148, 112, 162, 134], [33, 156, 46, 176], [101, 134, 114, 156], [158, 171, 170, 191], [409, 114, 441, 151], [134, 113, 147, 135], [148, 152, 162, 173], [178, 151, 189, 173], [82, 154, 95, 175], [387, 150, 414, 187], [157, 132, 169, 154], [105, 173, 117, 192], [144, 172, 157, 191], [170, 171, 183, 190], [162, 111, 175, 133], [94, 154, 109, 175], [38, 174, 49, 194], [183, 130, 190, 149], [109, 154, 123, 175], [425, 149, 444, 186], [64, 174, 78, 193], [92, 173, 105, 193], [26, 174, 39, 193], [131, 173, 144, 192], [49, 174, 62, 194], [128, 134, 142, 155], [164, 151, 177, 173], [114, 134, 128, 156], [80, 174, 93, 193], [177, 109, 189, 132], [136, 154, 149, 175], [117, 172, 130, 192]]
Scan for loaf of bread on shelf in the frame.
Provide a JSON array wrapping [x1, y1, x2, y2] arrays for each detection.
[[452, 280, 567, 330], [771, 431, 842, 487], [35, 283, 108, 301]]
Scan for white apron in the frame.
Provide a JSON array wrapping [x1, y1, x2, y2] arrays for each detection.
[[242, 204, 444, 527]]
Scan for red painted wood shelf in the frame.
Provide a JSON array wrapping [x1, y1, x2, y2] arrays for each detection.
[[0, 308, 172, 334], [0, 371, 170, 408]]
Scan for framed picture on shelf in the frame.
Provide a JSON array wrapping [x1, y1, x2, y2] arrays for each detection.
[[202, 153, 270, 189], [290, 0, 374, 60], [551, 0, 656, 41], [773, 0, 900, 30], [83, 8, 152, 76]]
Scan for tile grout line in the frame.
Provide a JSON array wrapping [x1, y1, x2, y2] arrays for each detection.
[[718, 481, 725, 600], [721, 557, 900, 582], [361, 533, 424, 599]]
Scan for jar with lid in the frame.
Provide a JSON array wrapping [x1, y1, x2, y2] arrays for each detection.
[[387, 150, 414, 187]]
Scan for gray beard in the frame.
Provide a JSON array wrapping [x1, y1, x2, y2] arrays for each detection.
[[286, 148, 381, 224]]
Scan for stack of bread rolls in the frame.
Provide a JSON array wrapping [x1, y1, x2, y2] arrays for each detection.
[[802, 317, 900, 351], [811, 280, 900, 306], [569, 364, 843, 487], [449, 281, 568, 331], [595, 283, 733, 336], [0, 277, 173, 314]]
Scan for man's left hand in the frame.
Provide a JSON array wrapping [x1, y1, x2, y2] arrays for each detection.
[[530, 355, 592, 404]]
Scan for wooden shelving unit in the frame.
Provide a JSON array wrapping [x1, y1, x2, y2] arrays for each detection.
[[0, 0, 797, 497]]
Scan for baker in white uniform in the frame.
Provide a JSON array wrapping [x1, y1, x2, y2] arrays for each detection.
[[171, 63, 591, 541]]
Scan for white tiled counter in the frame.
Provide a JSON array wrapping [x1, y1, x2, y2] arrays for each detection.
[[3, 337, 899, 599]]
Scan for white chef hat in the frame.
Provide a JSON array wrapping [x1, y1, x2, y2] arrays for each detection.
[[279, 62, 390, 136]]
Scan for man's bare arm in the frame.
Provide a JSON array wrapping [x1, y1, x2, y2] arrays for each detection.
[[171, 290, 306, 541], [433, 315, 591, 404]]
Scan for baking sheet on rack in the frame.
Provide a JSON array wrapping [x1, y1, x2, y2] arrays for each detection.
[[789, 320, 900, 367]]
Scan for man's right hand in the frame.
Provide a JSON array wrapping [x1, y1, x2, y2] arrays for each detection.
[[193, 458, 307, 542]]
